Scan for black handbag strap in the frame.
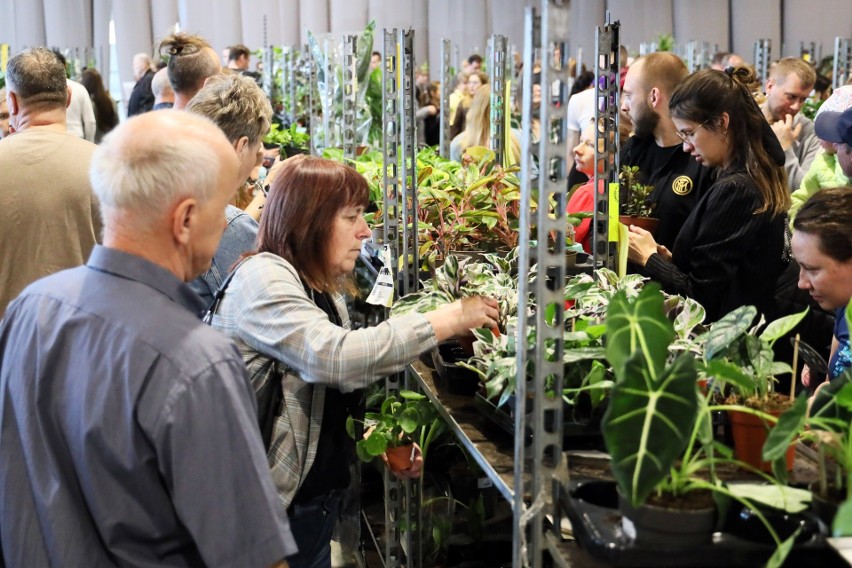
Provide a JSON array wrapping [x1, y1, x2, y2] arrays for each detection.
[[202, 257, 250, 325]]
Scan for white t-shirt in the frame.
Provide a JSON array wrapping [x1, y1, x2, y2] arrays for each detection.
[[566, 88, 596, 134], [65, 80, 96, 143]]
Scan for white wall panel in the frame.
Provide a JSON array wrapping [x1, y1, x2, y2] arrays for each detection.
[[672, 0, 728, 53], [278, 0, 301, 46], [569, 0, 605, 71], [731, 0, 780, 65], [300, 0, 330, 45], [330, 0, 368, 35], [151, 0, 179, 42], [607, 0, 672, 55], [44, 0, 92, 50], [782, 0, 852, 59]]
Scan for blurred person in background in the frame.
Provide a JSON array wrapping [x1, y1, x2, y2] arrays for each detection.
[[80, 68, 118, 143]]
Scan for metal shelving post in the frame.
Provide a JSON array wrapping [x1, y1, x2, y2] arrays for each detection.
[[514, 1, 571, 566], [489, 34, 508, 165], [834, 37, 852, 90], [439, 39, 452, 158], [754, 39, 772, 85], [380, 29, 404, 568], [342, 34, 358, 159], [590, 17, 620, 271], [308, 51, 317, 155]]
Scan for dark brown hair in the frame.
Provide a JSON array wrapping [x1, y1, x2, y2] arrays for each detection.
[[257, 155, 370, 292], [80, 68, 119, 134], [669, 66, 790, 217], [793, 187, 852, 262], [158, 32, 218, 94]]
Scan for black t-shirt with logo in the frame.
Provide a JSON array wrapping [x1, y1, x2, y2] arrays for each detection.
[[620, 134, 716, 250]]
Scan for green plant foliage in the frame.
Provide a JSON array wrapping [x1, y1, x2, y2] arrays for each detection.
[[619, 165, 656, 218], [601, 285, 699, 507], [347, 389, 444, 463]]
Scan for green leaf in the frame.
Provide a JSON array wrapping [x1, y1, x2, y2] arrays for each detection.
[[398, 405, 421, 434], [364, 432, 388, 456], [602, 352, 698, 507], [760, 307, 808, 346], [762, 394, 807, 461], [765, 529, 798, 568], [355, 440, 375, 462], [605, 284, 675, 381], [345, 415, 357, 440], [703, 306, 757, 360], [833, 499, 852, 536], [702, 360, 756, 398]]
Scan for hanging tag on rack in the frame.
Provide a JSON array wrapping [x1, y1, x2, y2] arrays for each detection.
[[366, 244, 395, 307]]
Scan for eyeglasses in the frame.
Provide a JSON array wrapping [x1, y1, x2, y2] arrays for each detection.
[[675, 119, 710, 142]]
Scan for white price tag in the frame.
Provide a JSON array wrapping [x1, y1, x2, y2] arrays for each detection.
[[365, 245, 395, 307]]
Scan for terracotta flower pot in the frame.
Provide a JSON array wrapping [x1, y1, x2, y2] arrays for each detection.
[[619, 215, 659, 235], [728, 409, 795, 473], [385, 443, 415, 472]]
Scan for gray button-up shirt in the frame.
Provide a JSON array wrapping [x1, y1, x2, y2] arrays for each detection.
[[0, 245, 297, 567]]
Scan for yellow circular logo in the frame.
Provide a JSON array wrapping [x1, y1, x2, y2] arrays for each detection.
[[672, 175, 693, 196]]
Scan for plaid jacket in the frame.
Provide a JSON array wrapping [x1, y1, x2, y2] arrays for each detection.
[[211, 253, 437, 544]]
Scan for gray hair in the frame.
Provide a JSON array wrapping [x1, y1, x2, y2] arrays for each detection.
[[6, 47, 67, 109], [90, 111, 226, 226], [151, 68, 173, 99], [184, 73, 272, 146]]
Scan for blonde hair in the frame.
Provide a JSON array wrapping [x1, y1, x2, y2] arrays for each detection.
[[459, 85, 521, 163]]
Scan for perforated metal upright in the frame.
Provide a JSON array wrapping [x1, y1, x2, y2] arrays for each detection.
[[342, 35, 358, 159], [833, 37, 852, 90], [439, 39, 452, 158], [513, 1, 571, 566], [754, 39, 772, 84], [262, 46, 275, 102], [591, 18, 620, 271], [489, 34, 508, 165], [308, 52, 317, 155], [685, 41, 702, 73], [285, 46, 297, 124], [379, 30, 404, 568]]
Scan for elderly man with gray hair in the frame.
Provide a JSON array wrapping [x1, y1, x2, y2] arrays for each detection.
[[0, 110, 297, 567]]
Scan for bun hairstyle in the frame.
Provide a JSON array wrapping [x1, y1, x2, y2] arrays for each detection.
[[669, 67, 790, 217]]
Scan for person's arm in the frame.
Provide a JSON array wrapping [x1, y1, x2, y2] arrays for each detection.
[[154, 356, 299, 566], [631, 178, 768, 315], [780, 120, 820, 190], [231, 257, 497, 390]]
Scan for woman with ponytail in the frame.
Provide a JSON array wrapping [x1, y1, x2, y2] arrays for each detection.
[[627, 66, 789, 321]]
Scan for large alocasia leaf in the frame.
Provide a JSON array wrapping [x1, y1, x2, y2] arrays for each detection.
[[602, 351, 698, 507], [605, 284, 674, 381]]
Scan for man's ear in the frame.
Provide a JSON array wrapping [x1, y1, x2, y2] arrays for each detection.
[[7, 92, 19, 116], [648, 87, 661, 109], [172, 197, 197, 246], [234, 135, 250, 155], [764, 77, 776, 93]]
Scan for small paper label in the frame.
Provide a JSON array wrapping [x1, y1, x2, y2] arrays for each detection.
[[365, 244, 395, 307], [477, 477, 493, 489]]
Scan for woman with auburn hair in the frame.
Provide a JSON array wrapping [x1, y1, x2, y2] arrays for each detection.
[[627, 66, 790, 322], [210, 155, 498, 568]]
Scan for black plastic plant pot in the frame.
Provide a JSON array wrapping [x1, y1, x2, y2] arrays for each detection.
[[618, 492, 716, 549], [722, 500, 820, 546], [280, 144, 308, 160]]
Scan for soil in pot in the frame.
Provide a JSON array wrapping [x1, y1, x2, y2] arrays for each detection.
[[385, 444, 415, 472], [619, 489, 716, 548]]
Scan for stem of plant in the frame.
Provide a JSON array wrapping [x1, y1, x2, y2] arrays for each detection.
[[790, 333, 800, 400]]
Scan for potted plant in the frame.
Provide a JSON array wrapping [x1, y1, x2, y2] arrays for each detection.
[[696, 306, 809, 472], [618, 164, 658, 234], [600, 284, 797, 564], [346, 389, 446, 472], [263, 122, 310, 160]]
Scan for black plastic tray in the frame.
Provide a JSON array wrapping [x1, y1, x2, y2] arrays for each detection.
[[562, 479, 845, 567], [472, 393, 605, 450]]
